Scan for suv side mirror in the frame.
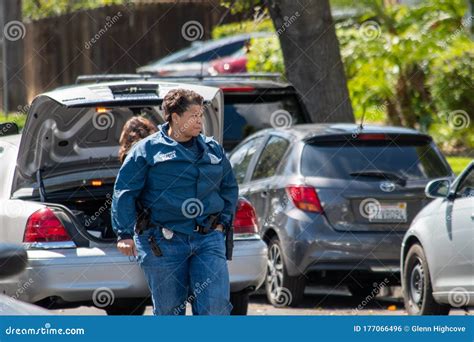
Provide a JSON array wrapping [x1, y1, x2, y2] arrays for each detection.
[[0, 244, 28, 279], [425, 179, 451, 199]]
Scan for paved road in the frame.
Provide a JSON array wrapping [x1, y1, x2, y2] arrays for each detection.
[[50, 286, 471, 316]]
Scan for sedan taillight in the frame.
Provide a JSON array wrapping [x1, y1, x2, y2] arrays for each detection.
[[24, 208, 72, 243], [233, 198, 259, 235]]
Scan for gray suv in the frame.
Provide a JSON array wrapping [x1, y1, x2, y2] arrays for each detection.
[[228, 123, 454, 307]]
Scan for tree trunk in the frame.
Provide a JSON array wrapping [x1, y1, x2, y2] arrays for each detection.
[[0, 0, 25, 114], [267, 0, 354, 123]]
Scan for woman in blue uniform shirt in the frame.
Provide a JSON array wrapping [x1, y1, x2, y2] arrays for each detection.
[[112, 89, 239, 315]]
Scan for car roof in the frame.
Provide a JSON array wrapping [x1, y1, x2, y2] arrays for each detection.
[[258, 123, 424, 140]]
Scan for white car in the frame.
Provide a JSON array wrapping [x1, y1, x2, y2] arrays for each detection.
[[401, 161, 474, 315], [0, 80, 266, 315]]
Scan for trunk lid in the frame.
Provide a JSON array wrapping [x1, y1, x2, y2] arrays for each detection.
[[12, 81, 223, 196]]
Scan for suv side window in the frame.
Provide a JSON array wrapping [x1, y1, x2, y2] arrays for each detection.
[[455, 166, 474, 198], [229, 137, 265, 184], [252, 136, 289, 181]]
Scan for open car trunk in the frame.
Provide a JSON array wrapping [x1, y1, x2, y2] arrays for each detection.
[[12, 81, 224, 244], [45, 183, 118, 244]]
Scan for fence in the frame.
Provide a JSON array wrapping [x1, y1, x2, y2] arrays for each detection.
[[2, 0, 238, 111]]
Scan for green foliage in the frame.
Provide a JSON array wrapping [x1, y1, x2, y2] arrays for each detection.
[[23, 0, 128, 20], [335, 0, 473, 151], [214, 0, 473, 151], [447, 156, 473, 175], [212, 17, 274, 39], [428, 37, 474, 152], [246, 36, 284, 75], [220, 0, 264, 15]]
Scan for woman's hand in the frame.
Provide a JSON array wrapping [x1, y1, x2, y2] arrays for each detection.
[[117, 239, 137, 257]]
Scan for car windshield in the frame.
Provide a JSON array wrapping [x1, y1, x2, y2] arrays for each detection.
[[301, 140, 451, 180], [223, 93, 306, 151]]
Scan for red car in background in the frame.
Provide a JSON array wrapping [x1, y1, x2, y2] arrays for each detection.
[[209, 52, 248, 75]]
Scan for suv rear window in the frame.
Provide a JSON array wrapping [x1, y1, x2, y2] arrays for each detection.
[[301, 140, 451, 180], [223, 93, 306, 151]]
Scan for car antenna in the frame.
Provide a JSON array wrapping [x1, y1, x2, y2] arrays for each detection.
[[358, 111, 366, 131]]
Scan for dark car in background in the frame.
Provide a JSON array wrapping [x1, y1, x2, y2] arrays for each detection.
[[76, 74, 311, 152], [180, 75, 310, 151], [228, 124, 454, 307]]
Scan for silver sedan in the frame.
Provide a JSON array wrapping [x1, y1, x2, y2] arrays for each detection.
[[401, 161, 474, 315]]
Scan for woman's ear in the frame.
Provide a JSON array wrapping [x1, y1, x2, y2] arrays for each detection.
[[171, 112, 179, 124]]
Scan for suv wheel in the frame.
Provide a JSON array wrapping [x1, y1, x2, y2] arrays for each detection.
[[265, 236, 305, 307], [403, 244, 450, 315]]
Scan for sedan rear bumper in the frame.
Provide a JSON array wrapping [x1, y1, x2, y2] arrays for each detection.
[[0, 239, 267, 306]]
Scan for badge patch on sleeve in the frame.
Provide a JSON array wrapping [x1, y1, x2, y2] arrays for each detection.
[[208, 153, 222, 164]]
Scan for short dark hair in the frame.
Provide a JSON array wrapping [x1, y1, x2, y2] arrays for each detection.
[[162, 88, 203, 123]]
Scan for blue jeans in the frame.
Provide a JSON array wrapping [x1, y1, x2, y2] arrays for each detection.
[[134, 227, 232, 315]]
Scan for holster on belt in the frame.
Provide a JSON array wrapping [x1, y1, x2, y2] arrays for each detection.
[[197, 213, 234, 261], [134, 200, 151, 235]]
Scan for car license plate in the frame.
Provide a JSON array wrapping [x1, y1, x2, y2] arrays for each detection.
[[369, 202, 407, 222]]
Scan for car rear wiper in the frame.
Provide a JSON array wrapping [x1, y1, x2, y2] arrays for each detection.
[[349, 170, 407, 186]]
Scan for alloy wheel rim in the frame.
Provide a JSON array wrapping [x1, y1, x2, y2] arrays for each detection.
[[267, 243, 284, 300]]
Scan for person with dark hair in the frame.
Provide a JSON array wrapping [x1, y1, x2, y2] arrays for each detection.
[[118, 116, 158, 164], [112, 88, 238, 315]]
